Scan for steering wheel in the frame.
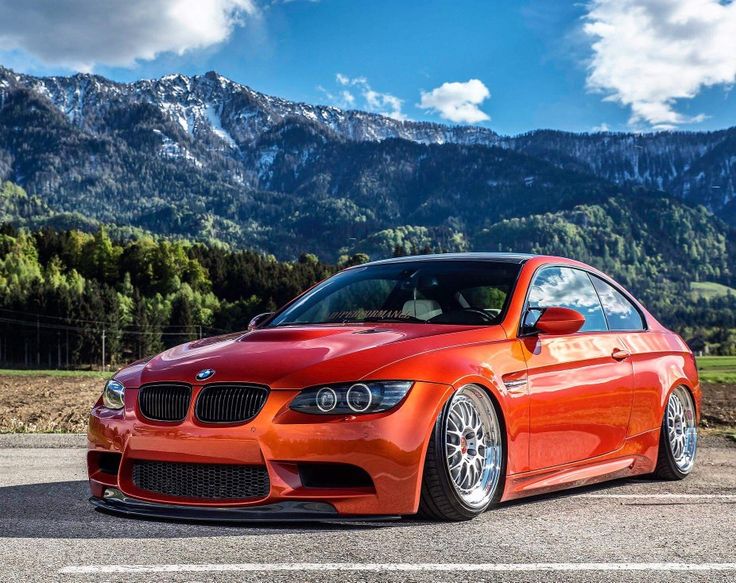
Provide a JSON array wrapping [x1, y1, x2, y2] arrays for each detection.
[[459, 308, 495, 322], [428, 308, 495, 325]]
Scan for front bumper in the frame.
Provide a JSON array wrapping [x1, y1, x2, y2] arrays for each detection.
[[88, 381, 452, 518]]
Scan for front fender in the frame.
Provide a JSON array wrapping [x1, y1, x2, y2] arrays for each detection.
[[364, 338, 530, 474]]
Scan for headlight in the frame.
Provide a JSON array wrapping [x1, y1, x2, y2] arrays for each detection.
[[102, 380, 125, 410], [290, 381, 413, 415]]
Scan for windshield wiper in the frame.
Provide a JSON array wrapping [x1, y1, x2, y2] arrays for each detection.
[[361, 316, 425, 323], [293, 316, 425, 325]]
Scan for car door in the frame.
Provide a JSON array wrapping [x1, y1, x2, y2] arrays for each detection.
[[589, 274, 656, 435], [520, 266, 634, 470]]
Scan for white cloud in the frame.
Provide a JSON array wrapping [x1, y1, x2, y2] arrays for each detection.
[[340, 90, 355, 106], [0, 0, 257, 72], [322, 74, 406, 120], [592, 122, 611, 132], [584, 0, 736, 129], [418, 79, 490, 123]]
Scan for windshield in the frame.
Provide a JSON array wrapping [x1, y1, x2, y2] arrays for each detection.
[[269, 260, 521, 327]]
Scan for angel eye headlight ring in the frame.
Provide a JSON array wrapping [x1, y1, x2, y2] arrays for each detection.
[[346, 383, 372, 412]]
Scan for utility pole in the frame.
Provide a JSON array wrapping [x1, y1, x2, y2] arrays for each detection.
[[36, 316, 40, 367], [101, 328, 106, 371]]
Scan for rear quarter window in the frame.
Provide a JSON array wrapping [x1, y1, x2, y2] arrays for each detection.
[[591, 276, 645, 331]]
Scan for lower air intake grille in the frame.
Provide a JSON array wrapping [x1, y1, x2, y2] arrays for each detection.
[[195, 383, 269, 423], [138, 383, 191, 422], [132, 461, 270, 500]]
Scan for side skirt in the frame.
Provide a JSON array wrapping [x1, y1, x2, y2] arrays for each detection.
[[500, 428, 660, 502]]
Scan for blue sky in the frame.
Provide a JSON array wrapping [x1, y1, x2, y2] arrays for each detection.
[[1, 0, 735, 135]]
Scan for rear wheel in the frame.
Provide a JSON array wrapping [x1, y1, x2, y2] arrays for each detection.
[[654, 386, 698, 480], [419, 385, 505, 521]]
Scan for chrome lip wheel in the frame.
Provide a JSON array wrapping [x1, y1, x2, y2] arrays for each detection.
[[444, 385, 502, 509], [667, 387, 697, 473]]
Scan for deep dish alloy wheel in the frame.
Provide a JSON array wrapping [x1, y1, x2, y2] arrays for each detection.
[[655, 386, 698, 480], [419, 385, 505, 521], [445, 386, 503, 508], [666, 387, 697, 472]]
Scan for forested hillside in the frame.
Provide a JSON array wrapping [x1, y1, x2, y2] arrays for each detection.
[[2, 181, 735, 367], [504, 129, 736, 219], [0, 219, 340, 368]]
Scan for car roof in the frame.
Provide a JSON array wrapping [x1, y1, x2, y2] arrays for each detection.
[[360, 252, 537, 267]]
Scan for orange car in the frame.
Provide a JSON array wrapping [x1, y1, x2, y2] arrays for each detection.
[[88, 253, 700, 521]]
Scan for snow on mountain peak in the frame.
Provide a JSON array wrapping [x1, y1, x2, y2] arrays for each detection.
[[0, 67, 500, 151]]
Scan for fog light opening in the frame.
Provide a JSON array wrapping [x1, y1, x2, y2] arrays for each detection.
[[298, 463, 374, 489]]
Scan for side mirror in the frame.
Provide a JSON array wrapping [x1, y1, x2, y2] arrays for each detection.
[[534, 307, 585, 335], [247, 312, 273, 331]]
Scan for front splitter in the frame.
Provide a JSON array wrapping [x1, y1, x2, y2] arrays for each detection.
[[90, 495, 401, 523]]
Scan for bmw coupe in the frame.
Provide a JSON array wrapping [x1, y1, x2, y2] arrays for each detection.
[[88, 253, 700, 521]]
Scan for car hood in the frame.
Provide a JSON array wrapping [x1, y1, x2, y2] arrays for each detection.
[[114, 324, 505, 389]]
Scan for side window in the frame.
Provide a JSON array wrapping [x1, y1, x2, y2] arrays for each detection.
[[591, 276, 645, 331], [526, 267, 608, 332]]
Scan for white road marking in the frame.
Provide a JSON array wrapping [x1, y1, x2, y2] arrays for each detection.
[[579, 494, 736, 499], [59, 563, 736, 574]]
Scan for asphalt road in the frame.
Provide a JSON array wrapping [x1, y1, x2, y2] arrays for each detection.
[[0, 434, 735, 583]]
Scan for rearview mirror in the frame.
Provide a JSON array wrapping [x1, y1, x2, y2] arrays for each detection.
[[533, 307, 585, 335], [248, 312, 273, 331]]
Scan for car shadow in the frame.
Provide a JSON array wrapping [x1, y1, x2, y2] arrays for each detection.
[[0, 480, 406, 538], [0, 474, 681, 537]]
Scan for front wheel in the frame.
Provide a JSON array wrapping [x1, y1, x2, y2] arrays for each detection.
[[419, 385, 505, 521], [654, 386, 698, 480]]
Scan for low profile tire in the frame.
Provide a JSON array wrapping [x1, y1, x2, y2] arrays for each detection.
[[654, 386, 698, 480], [419, 384, 505, 521]]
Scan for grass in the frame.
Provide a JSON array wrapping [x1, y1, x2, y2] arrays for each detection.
[[696, 356, 736, 383], [691, 281, 736, 301], [0, 369, 111, 379]]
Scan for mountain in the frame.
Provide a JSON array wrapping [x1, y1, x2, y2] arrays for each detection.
[[0, 65, 735, 276], [0, 66, 620, 257], [4, 66, 735, 214], [502, 129, 736, 219], [0, 66, 501, 149]]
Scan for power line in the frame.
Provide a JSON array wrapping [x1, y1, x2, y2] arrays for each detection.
[[0, 307, 230, 333], [0, 316, 223, 337], [0, 306, 110, 326]]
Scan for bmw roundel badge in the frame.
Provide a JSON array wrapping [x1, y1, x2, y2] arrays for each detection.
[[196, 368, 215, 381]]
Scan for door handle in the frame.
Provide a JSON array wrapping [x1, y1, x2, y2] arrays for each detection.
[[611, 348, 631, 361]]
